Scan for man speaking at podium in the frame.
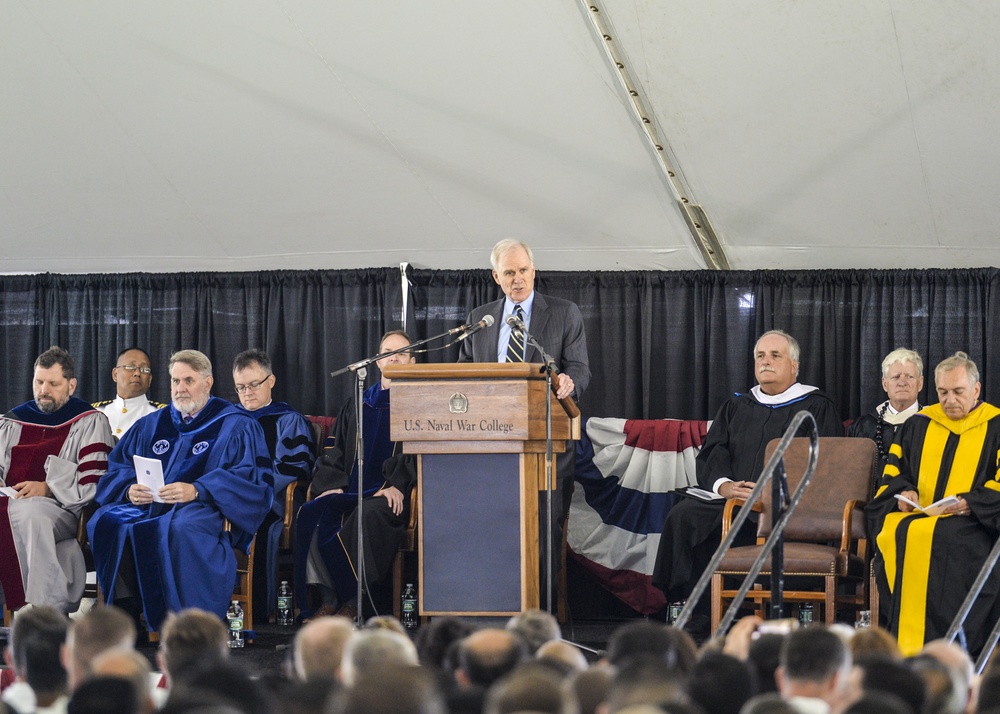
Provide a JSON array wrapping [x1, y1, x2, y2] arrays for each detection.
[[458, 238, 591, 606]]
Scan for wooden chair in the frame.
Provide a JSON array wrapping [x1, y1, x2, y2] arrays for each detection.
[[711, 437, 876, 631], [392, 483, 419, 619], [225, 519, 256, 634]]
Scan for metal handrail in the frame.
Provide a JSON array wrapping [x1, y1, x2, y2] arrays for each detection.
[[944, 535, 1000, 673], [673, 410, 820, 636]]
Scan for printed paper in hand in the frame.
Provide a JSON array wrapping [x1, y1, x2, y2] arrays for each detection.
[[0, 486, 17, 498], [134, 455, 166, 503], [894, 493, 962, 517]]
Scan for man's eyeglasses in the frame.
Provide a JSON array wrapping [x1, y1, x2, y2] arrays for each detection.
[[235, 378, 270, 395], [117, 364, 152, 375]]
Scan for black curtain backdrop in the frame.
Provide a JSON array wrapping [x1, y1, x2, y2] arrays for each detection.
[[2, 268, 998, 424]]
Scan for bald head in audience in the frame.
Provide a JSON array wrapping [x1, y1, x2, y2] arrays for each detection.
[[293, 616, 355, 682], [921, 639, 975, 709], [457, 628, 528, 690], [63, 605, 137, 690]]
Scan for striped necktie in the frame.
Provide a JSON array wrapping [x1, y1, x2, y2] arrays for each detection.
[[505, 305, 525, 363]]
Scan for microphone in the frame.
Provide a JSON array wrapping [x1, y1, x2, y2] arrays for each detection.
[[505, 314, 528, 334], [455, 314, 494, 341]]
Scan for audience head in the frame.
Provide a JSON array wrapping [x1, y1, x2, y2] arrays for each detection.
[[747, 633, 785, 694], [848, 626, 901, 663], [881, 348, 924, 411], [483, 664, 569, 714], [776, 626, 851, 706], [605, 621, 679, 669], [415, 616, 477, 671], [604, 653, 687, 712], [738, 692, 800, 714], [908, 653, 965, 714], [157, 608, 229, 687], [377, 330, 415, 388], [490, 239, 536, 305], [537, 639, 588, 673], [363, 614, 407, 635], [921, 638, 975, 704], [112, 347, 155, 401], [33, 346, 77, 413], [232, 349, 274, 412], [687, 651, 757, 714], [341, 628, 419, 687], [855, 656, 926, 714], [67, 676, 140, 714], [569, 666, 614, 714], [293, 615, 355, 682], [168, 659, 275, 714], [841, 690, 913, 714], [978, 669, 1000, 712], [754, 330, 800, 394], [168, 350, 214, 414], [90, 648, 154, 714], [6, 606, 70, 703], [506, 609, 561, 655], [273, 679, 338, 714], [934, 351, 981, 420], [328, 664, 445, 714], [662, 626, 698, 676], [64, 604, 137, 690], [457, 628, 528, 690]]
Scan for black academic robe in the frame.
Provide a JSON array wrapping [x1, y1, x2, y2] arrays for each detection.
[[847, 403, 914, 482], [866, 402, 1000, 655], [651, 388, 843, 604], [294, 383, 416, 610]]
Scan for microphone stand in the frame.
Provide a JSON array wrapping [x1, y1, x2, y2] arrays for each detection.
[[511, 321, 560, 614], [330, 325, 479, 625]]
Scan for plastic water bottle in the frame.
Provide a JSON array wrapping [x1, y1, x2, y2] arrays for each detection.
[[227, 600, 245, 648], [667, 601, 684, 625], [798, 603, 814, 626], [401, 583, 418, 630], [277, 581, 293, 626]]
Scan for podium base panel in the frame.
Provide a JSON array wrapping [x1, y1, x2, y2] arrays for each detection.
[[420, 453, 534, 615]]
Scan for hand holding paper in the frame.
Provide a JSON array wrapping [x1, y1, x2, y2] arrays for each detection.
[[134, 455, 166, 503], [894, 493, 962, 517]]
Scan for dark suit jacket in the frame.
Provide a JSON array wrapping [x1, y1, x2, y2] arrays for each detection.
[[457, 291, 591, 400]]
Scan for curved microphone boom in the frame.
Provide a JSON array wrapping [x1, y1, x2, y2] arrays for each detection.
[[456, 314, 494, 341]]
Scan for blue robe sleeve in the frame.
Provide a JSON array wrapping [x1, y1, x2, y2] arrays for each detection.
[[196, 418, 273, 542], [273, 411, 316, 492]]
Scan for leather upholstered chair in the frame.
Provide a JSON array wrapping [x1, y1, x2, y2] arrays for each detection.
[[711, 437, 876, 630]]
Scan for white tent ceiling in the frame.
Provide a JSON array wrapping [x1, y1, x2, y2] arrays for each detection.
[[3, 1, 999, 274]]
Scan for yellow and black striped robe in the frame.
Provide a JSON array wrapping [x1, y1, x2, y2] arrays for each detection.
[[866, 401, 1000, 655]]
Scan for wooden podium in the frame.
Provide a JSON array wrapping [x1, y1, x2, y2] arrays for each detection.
[[383, 363, 580, 616]]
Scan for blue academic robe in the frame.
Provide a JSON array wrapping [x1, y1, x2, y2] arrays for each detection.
[[241, 401, 315, 615], [89, 396, 272, 631]]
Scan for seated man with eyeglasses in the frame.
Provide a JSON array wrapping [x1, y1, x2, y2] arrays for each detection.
[[93, 347, 166, 440], [232, 348, 316, 619]]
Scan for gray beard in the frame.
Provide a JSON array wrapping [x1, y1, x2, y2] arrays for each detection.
[[35, 398, 62, 414]]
